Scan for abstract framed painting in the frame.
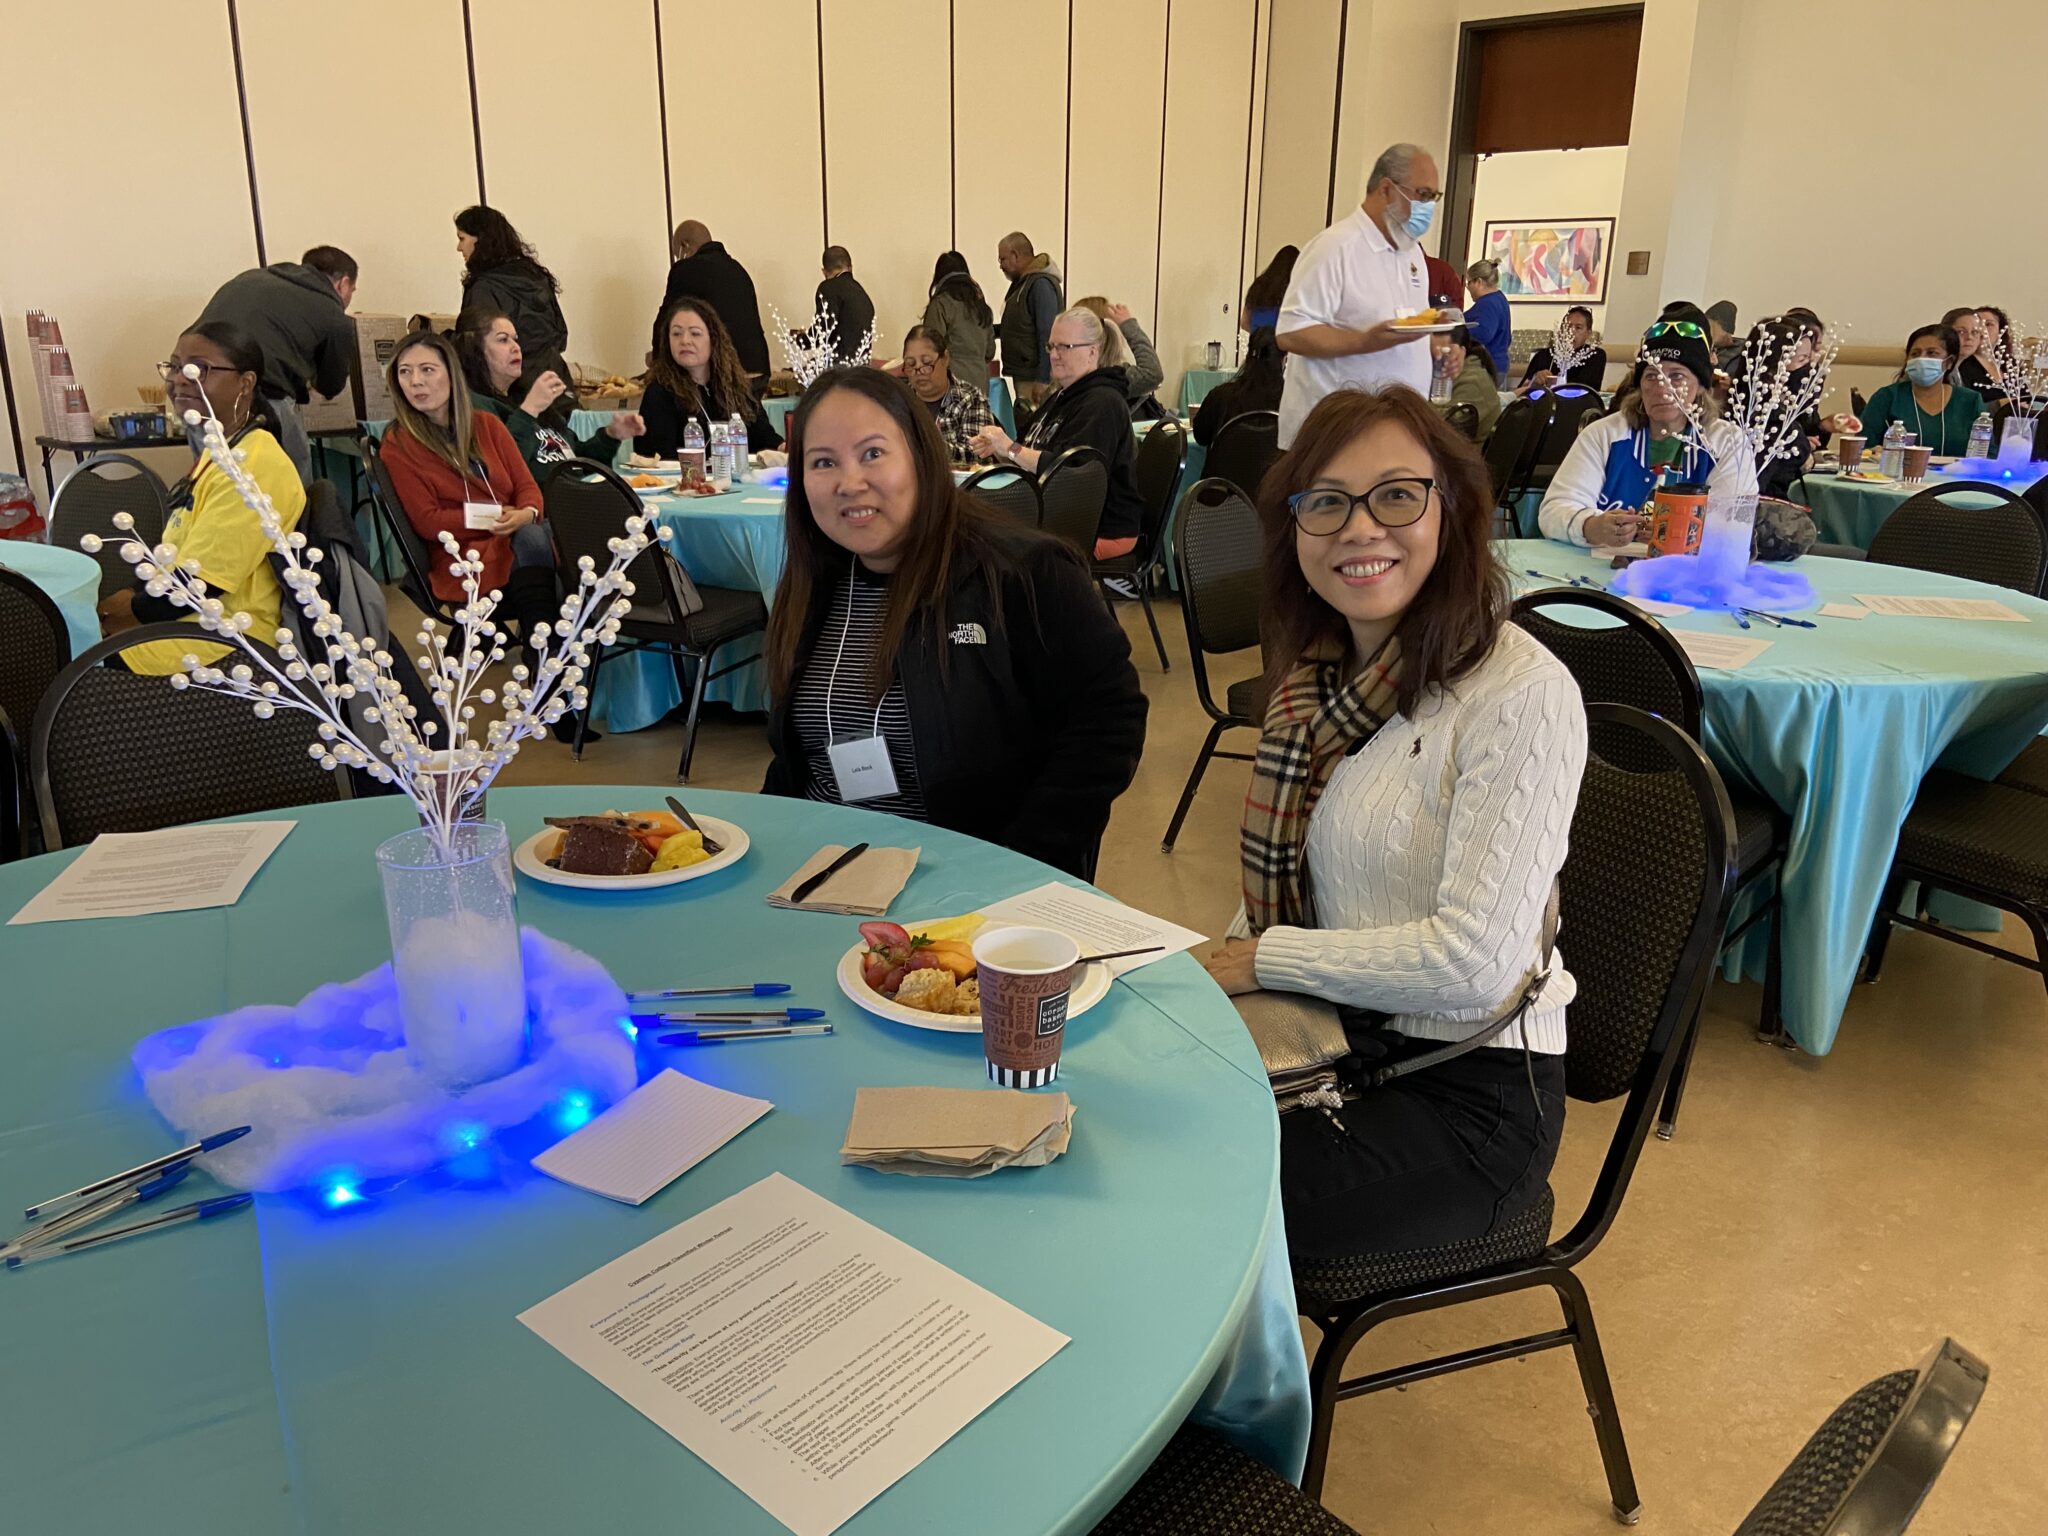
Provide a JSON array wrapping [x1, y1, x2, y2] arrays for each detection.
[[1481, 218, 1615, 304]]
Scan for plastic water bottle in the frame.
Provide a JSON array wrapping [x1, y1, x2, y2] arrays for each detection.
[[1879, 420, 1907, 478], [707, 421, 733, 490], [730, 411, 749, 476], [1967, 411, 1995, 461], [682, 418, 706, 481]]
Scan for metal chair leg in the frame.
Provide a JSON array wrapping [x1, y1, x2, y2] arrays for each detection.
[[1298, 1320, 1355, 1500], [1862, 869, 1911, 983], [1547, 1269, 1641, 1525], [1162, 720, 1227, 852], [1757, 903, 1786, 1044], [1655, 1014, 1699, 1141], [1138, 570, 1169, 672], [676, 647, 712, 784]]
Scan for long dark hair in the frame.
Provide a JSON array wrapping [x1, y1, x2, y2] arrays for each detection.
[[1245, 245, 1299, 311], [384, 329, 479, 479], [455, 205, 560, 292], [1229, 326, 1286, 413], [1446, 325, 1498, 384], [647, 297, 759, 424], [1896, 322, 1960, 383], [1259, 387, 1507, 716], [767, 367, 1019, 699], [453, 306, 513, 400], [929, 251, 992, 328], [179, 320, 282, 437]]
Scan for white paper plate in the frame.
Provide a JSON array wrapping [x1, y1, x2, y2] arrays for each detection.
[[513, 815, 749, 890], [1390, 320, 1464, 335], [835, 928, 1113, 1035]]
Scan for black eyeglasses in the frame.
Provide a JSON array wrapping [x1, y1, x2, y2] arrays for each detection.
[[1045, 341, 1097, 355], [1394, 182, 1442, 204], [1646, 320, 1705, 341], [1288, 479, 1435, 535], [901, 355, 940, 374], [156, 360, 242, 382]]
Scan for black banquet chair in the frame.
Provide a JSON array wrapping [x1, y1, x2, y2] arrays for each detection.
[[543, 461, 766, 783], [1095, 418, 1186, 671], [1295, 705, 1739, 1523], [1036, 445, 1110, 561], [959, 465, 1041, 528], [31, 624, 351, 850], [1732, 1338, 1987, 1536], [1089, 1423, 1360, 1536], [1202, 409, 1280, 501], [360, 431, 460, 625], [1162, 479, 1265, 852], [1481, 393, 1548, 535], [0, 565, 76, 860], [1511, 587, 1789, 1136], [1864, 481, 2044, 595], [48, 453, 171, 599]]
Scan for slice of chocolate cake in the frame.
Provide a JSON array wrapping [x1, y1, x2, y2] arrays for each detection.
[[552, 822, 654, 877]]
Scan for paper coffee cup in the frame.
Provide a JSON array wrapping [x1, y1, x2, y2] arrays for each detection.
[[1901, 444, 1933, 482], [1837, 435, 1866, 471], [973, 926, 1079, 1088]]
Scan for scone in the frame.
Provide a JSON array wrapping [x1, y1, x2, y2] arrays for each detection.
[[894, 968, 958, 1013]]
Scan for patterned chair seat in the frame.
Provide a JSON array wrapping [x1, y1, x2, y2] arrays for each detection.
[[1895, 770, 2048, 908], [1090, 1425, 1360, 1536], [1294, 1186, 1555, 1315]]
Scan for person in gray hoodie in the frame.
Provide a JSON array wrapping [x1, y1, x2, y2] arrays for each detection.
[[922, 251, 996, 390], [195, 245, 357, 476]]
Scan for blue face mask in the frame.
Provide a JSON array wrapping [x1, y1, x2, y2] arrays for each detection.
[[1904, 356, 1946, 387], [1398, 190, 1436, 242]]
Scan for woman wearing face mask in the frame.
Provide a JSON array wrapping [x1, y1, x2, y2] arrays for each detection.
[[1539, 314, 1758, 548], [762, 367, 1146, 877], [97, 322, 305, 675], [378, 331, 592, 743], [899, 325, 994, 464], [968, 306, 1145, 559], [455, 308, 644, 478], [1462, 259, 1512, 378], [636, 297, 782, 459], [1199, 386, 1584, 1263], [1856, 325, 1986, 459]]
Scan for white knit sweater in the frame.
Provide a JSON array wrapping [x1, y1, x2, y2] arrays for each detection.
[[1253, 625, 1586, 1054]]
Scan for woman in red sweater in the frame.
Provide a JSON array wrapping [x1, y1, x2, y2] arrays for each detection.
[[380, 330, 593, 741]]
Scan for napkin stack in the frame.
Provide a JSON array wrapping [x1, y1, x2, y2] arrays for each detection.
[[767, 845, 920, 916], [841, 1087, 1074, 1178]]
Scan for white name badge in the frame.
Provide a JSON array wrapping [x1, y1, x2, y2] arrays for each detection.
[[828, 734, 900, 803], [462, 500, 501, 531]]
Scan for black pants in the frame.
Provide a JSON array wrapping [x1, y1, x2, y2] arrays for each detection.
[[1280, 1026, 1566, 1263]]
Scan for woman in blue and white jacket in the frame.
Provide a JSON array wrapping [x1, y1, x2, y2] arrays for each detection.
[[1538, 316, 1757, 548]]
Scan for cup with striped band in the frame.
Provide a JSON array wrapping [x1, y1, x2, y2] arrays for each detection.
[[972, 927, 1079, 1088]]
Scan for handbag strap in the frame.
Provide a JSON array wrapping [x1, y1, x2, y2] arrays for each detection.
[[1365, 881, 1560, 1088]]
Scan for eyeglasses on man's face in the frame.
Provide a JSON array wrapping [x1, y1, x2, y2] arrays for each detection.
[[1393, 182, 1441, 204], [1288, 478, 1436, 535]]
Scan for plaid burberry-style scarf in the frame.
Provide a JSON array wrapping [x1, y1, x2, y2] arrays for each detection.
[[1241, 637, 1403, 935]]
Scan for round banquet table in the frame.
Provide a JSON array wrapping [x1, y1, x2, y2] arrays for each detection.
[[1795, 470, 2017, 550], [0, 787, 1308, 1534], [0, 538, 102, 658], [1504, 540, 2048, 1054]]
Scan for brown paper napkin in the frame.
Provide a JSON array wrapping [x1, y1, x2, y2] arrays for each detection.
[[766, 844, 919, 916], [841, 1086, 1074, 1178]]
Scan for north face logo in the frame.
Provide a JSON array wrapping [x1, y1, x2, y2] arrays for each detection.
[[949, 623, 987, 645]]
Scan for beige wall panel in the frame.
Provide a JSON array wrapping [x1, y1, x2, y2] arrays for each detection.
[[952, 0, 1069, 325], [471, 0, 669, 376], [0, 7, 252, 477], [1065, 0, 1166, 336], [1256, 0, 1340, 261], [661, 0, 824, 355], [821, 0, 951, 351], [240, 0, 476, 324], [1155, 0, 1258, 397]]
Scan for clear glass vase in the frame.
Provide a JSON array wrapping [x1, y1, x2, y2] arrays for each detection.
[[375, 820, 527, 1090], [1696, 494, 1758, 586], [1999, 415, 2037, 460]]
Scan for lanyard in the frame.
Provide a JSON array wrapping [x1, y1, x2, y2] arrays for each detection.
[[823, 561, 887, 741]]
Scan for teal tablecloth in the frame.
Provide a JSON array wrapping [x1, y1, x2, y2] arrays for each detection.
[[0, 788, 1308, 1531], [588, 486, 784, 729], [1797, 471, 2011, 550], [1, 538, 101, 657], [1179, 369, 1230, 413], [1504, 540, 2048, 1053]]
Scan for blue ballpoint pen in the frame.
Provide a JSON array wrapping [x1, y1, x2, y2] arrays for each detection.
[[625, 984, 792, 1002], [658, 1024, 835, 1046], [2, 1164, 192, 1260], [640, 1007, 828, 1025], [6, 1194, 253, 1269], [24, 1125, 251, 1219]]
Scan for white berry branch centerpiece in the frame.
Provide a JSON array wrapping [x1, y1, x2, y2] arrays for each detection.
[[1726, 318, 1841, 474], [1544, 313, 1596, 387], [770, 304, 877, 387]]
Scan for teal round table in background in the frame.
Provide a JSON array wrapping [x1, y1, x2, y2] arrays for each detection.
[[1503, 540, 2048, 1054], [1797, 470, 2018, 550], [0, 788, 1307, 1534], [1178, 368, 1230, 413], [0, 538, 102, 658]]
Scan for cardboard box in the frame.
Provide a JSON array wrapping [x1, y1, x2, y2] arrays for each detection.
[[352, 312, 412, 424]]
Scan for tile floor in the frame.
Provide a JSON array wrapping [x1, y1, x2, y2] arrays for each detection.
[[495, 600, 2040, 1534]]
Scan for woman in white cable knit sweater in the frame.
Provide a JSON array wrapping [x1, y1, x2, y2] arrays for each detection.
[[1202, 386, 1586, 1260]]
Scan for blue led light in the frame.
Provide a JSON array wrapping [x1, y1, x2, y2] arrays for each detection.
[[557, 1092, 594, 1131], [618, 1016, 640, 1040], [446, 1121, 487, 1153], [323, 1179, 363, 1209]]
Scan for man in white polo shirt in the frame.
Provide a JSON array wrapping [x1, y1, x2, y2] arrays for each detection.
[[1275, 142, 1441, 446]]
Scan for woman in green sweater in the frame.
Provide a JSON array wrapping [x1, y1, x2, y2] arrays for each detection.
[[1430, 326, 1502, 440], [1857, 323, 1986, 458], [454, 307, 644, 479]]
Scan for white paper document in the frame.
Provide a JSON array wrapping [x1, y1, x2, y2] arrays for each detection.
[[1671, 631, 1773, 671], [1852, 593, 2029, 622], [519, 1172, 1067, 1536], [1622, 595, 1692, 616], [9, 821, 294, 925], [532, 1069, 772, 1204], [1817, 602, 1870, 620], [980, 882, 1206, 977]]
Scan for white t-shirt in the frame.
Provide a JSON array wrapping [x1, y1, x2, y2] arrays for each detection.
[[1275, 207, 1433, 446]]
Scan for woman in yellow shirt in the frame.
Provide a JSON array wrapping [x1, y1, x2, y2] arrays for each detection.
[[98, 322, 305, 674]]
